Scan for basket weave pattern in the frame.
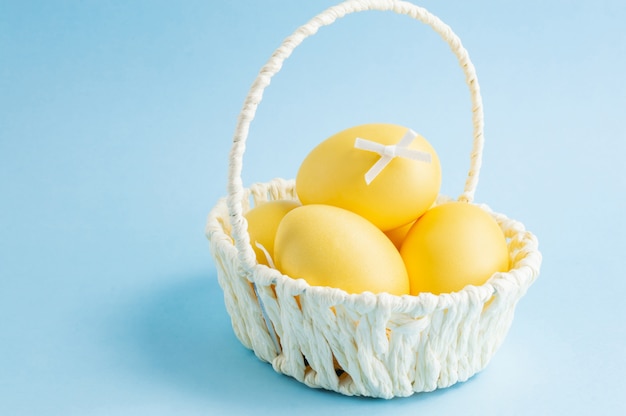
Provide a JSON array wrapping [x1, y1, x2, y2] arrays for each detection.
[[206, 0, 542, 399], [206, 181, 540, 398]]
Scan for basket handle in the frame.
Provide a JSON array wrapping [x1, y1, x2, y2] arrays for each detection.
[[227, 0, 485, 273]]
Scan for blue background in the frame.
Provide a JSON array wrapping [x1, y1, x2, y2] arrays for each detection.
[[1, 1, 625, 414]]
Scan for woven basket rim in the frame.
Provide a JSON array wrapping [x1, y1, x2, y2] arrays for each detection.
[[206, 178, 541, 313]]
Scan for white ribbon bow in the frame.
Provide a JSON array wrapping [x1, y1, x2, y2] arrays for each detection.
[[354, 129, 431, 185]]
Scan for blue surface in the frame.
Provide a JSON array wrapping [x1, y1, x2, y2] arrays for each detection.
[[1, 1, 625, 414]]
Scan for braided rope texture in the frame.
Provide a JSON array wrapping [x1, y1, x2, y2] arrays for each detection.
[[227, 0, 484, 277], [206, 180, 542, 398]]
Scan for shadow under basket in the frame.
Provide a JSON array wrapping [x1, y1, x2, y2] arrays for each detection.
[[206, 179, 541, 399]]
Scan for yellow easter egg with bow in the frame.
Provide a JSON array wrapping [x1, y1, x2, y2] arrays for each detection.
[[296, 123, 441, 231], [274, 204, 410, 295]]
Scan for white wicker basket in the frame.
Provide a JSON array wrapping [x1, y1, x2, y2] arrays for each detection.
[[206, 0, 541, 399]]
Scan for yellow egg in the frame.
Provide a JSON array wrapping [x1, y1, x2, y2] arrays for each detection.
[[400, 202, 509, 295], [384, 221, 415, 250], [296, 123, 441, 231], [244, 200, 301, 266], [274, 204, 410, 295]]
